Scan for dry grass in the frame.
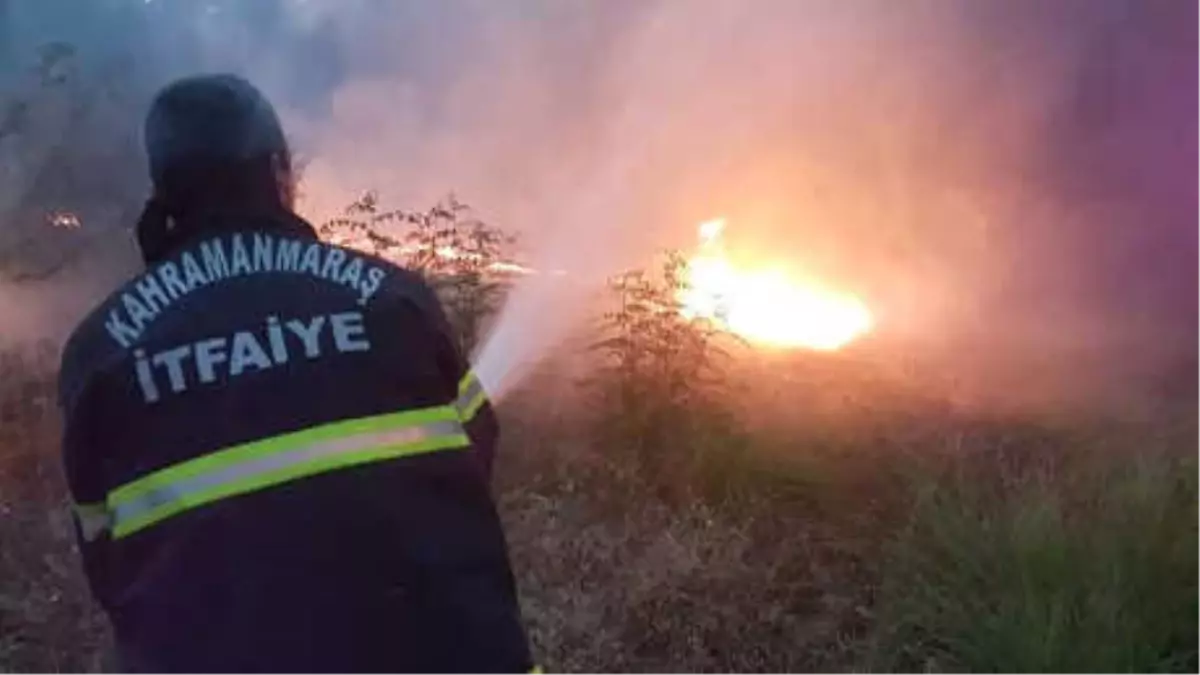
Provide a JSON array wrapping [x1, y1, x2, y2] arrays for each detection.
[[0, 346, 109, 672], [497, 449, 875, 672], [492, 387, 921, 673]]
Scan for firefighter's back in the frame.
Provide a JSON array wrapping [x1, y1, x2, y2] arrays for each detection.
[[60, 218, 529, 672]]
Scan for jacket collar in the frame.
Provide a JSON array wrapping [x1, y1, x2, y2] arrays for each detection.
[[176, 209, 319, 241], [158, 209, 319, 262]]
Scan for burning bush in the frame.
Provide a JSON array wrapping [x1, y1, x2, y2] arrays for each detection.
[[582, 251, 746, 501]]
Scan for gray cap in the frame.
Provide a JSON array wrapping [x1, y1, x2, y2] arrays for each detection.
[[144, 74, 288, 181]]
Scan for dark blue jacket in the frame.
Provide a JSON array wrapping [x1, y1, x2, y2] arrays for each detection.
[[58, 212, 531, 672]]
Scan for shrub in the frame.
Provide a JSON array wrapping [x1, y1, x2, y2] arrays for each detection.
[[584, 252, 742, 500], [319, 191, 517, 356]]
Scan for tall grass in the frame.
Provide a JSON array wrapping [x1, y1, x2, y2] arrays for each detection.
[[870, 424, 1198, 672]]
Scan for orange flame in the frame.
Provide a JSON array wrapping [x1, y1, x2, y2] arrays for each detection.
[[680, 218, 872, 350]]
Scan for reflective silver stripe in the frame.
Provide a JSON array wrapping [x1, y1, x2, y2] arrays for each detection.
[[73, 503, 110, 542], [111, 418, 466, 534], [457, 372, 487, 421]]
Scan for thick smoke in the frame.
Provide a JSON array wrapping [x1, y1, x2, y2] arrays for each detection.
[[1, 0, 1194, 408]]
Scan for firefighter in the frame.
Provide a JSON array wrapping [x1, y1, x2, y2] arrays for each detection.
[[58, 74, 533, 673]]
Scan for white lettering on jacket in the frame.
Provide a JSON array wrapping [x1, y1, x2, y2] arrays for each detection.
[[104, 233, 389, 348], [133, 312, 373, 403]]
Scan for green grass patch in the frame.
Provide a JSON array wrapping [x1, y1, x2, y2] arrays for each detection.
[[870, 438, 1198, 672]]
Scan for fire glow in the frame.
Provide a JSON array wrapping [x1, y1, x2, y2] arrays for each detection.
[[679, 219, 873, 350]]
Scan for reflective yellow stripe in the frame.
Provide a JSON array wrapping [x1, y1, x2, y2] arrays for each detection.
[[456, 370, 488, 422], [106, 405, 469, 539], [72, 501, 110, 542]]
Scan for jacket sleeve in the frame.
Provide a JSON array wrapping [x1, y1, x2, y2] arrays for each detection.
[[453, 364, 499, 480], [58, 344, 115, 611], [408, 278, 500, 481]]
